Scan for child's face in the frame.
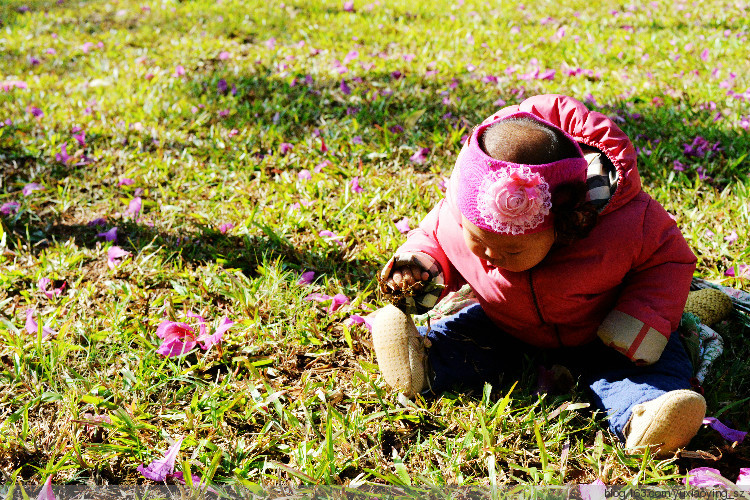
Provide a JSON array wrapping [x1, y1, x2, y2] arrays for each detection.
[[461, 216, 555, 272]]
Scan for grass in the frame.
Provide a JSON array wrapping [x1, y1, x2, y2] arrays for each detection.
[[1, 0, 749, 488]]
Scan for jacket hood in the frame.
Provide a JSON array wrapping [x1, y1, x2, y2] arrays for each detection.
[[478, 94, 641, 215]]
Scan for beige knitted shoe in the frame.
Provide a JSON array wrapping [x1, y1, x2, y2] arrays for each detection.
[[684, 289, 733, 326], [624, 390, 706, 455], [371, 304, 428, 397]]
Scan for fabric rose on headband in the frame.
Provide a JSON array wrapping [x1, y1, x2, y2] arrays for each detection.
[[477, 166, 552, 234]]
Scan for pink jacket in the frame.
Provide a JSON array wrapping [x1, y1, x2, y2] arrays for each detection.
[[397, 94, 696, 364]]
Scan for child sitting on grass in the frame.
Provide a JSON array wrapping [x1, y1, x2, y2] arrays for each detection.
[[372, 94, 706, 454]]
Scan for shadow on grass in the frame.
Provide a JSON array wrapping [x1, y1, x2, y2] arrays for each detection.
[[1, 215, 380, 291]]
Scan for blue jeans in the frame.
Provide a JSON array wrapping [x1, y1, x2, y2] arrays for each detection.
[[420, 304, 694, 441]]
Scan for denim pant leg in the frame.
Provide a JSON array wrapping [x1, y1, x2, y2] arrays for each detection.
[[585, 331, 695, 442], [418, 304, 531, 394]]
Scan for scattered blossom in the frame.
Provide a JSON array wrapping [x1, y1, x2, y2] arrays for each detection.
[[97, 227, 118, 242], [304, 292, 350, 314], [1, 202, 19, 215], [38, 278, 65, 299], [395, 217, 411, 234], [298, 271, 316, 285], [218, 222, 235, 234], [23, 182, 45, 196], [724, 230, 738, 244], [107, 246, 131, 269], [279, 143, 293, 155], [298, 169, 312, 181], [725, 264, 750, 279], [684, 468, 735, 488], [703, 417, 746, 443], [124, 197, 142, 219], [410, 147, 430, 164], [350, 177, 364, 193], [137, 437, 184, 481], [319, 230, 345, 247], [25, 309, 57, 339]]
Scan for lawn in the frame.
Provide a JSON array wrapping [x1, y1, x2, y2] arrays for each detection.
[[0, 0, 749, 489]]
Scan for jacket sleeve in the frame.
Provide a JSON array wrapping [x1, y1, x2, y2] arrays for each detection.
[[597, 198, 697, 365], [392, 200, 462, 296]]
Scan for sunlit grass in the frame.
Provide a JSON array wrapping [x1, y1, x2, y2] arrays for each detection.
[[0, 0, 748, 487]]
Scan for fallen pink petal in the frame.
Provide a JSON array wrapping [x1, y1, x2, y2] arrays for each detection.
[[725, 265, 750, 278], [579, 478, 606, 500], [314, 160, 331, 173], [38, 278, 65, 299], [724, 230, 738, 244], [97, 227, 118, 242], [319, 230, 345, 246], [25, 309, 57, 339], [279, 142, 293, 155], [124, 197, 142, 218], [23, 182, 45, 196], [219, 222, 235, 234], [36, 475, 55, 500], [395, 217, 411, 234], [350, 176, 364, 193], [328, 293, 350, 314], [55, 142, 71, 164], [118, 178, 135, 186], [684, 467, 734, 488], [703, 417, 747, 443], [298, 271, 316, 285], [137, 436, 184, 481], [298, 169, 312, 181], [410, 147, 430, 164], [107, 246, 131, 269], [737, 468, 750, 486], [197, 317, 234, 349], [156, 321, 198, 357], [1, 201, 19, 215]]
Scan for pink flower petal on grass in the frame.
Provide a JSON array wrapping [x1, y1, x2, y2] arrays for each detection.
[[319, 230, 345, 247], [410, 147, 430, 164], [703, 417, 747, 443], [1, 202, 19, 215], [298, 169, 312, 181], [124, 197, 142, 218], [118, 178, 135, 186], [297, 271, 316, 285], [38, 278, 64, 299], [25, 309, 56, 338], [395, 217, 411, 234], [97, 227, 118, 242], [350, 177, 363, 193], [156, 321, 198, 357], [219, 222, 235, 234], [579, 479, 606, 500], [137, 437, 184, 481], [684, 467, 734, 487], [107, 246, 131, 269], [279, 142, 293, 155], [724, 230, 738, 244], [328, 293, 350, 314], [725, 264, 750, 278], [737, 469, 750, 486], [197, 317, 233, 349], [36, 475, 55, 500], [344, 314, 373, 331], [23, 182, 45, 196]]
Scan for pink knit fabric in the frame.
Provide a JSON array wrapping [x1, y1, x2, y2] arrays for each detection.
[[455, 111, 588, 234]]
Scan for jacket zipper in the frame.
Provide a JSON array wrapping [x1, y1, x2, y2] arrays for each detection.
[[528, 268, 563, 347]]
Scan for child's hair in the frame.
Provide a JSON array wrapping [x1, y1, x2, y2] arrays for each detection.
[[480, 117, 598, 244]]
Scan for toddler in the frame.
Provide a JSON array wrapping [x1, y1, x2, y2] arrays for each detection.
[[372, 94, 705, 454]]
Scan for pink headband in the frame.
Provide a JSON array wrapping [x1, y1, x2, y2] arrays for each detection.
[[454, 112, 588, 235]]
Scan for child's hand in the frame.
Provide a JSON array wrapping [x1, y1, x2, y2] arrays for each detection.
[[386, 265, 431, 293]]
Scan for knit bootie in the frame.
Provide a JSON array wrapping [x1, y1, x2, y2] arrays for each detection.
[[684, 289, 733, 326], [371, 304, 429, 397], [624, 389, 706, 455]]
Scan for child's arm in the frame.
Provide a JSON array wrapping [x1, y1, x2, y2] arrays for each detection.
[[380, 200, 461, 313], [597, 198, 697, 365]]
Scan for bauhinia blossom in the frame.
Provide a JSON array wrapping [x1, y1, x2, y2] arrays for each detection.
[[156, 314, 234, 357], [304, 292, 350, 314], [38, 278, 65, 299], [22, 182, 45, 196], [107, 246, 131, 269], [25, 309, 57, 339], [137, 436, 184, 481]]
